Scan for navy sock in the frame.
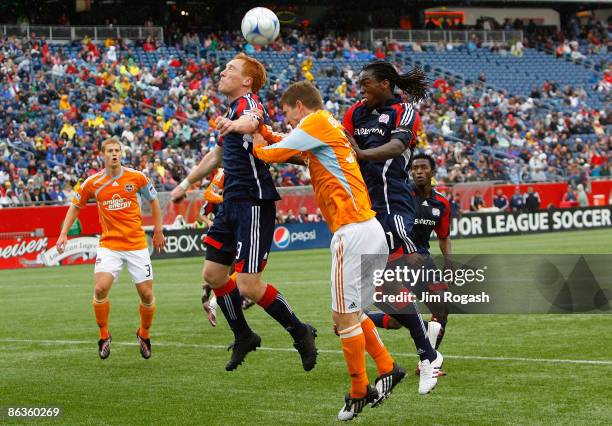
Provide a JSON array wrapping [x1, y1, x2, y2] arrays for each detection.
[[258, 284, 307, 341], [366, 311, 387, 328], [389, 303, 437, 362], [213, 279, 253, 341]]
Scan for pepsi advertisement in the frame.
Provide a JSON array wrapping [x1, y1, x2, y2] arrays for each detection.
[[145, 222, 332, 259], [271, 222, 332, 252]]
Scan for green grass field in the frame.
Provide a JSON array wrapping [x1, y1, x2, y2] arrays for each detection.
[[1, 229, 612, 425]]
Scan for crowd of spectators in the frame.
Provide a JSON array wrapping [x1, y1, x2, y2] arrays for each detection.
[[0, 19, 609, 209]]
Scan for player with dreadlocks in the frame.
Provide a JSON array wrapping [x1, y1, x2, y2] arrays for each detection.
[[343, 60, 443, 394]]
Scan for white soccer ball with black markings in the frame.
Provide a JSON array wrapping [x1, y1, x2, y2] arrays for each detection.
[[241, 7, 280, 46]]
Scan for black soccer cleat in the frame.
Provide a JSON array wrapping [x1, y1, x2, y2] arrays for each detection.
[[136, 330, 152, 359], [98, 334, 112, 360], [293, 323, 318, 371], [371, 362, 406, 407], [225, 332, 261, 371], [337, 385, 379, 421]]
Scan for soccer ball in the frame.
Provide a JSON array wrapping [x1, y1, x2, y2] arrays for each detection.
[[241, 7, 280, 46]]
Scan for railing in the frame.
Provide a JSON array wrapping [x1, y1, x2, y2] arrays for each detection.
[[367, 29, 523, 46], [0, 24, 163, 42]]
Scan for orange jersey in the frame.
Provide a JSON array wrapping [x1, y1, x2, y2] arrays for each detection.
[[254, 109, 375, 233], [203, 168, 224, 205], [72, 167, 157, 251]]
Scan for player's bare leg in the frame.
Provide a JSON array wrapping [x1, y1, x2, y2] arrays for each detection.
[[135, 280, 155, 359], [93, 272, 113, 360], [237, 272, 318, 371], [204, 260, 260, 371]]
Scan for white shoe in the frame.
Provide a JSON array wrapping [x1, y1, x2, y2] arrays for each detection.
[[419, 351, 443, 395], [416, 321, 442, 373]]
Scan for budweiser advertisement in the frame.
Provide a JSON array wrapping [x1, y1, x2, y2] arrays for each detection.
[[0, 236, 98, 270]]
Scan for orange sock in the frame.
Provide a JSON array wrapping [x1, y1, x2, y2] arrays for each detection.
[[338, 324, 369, 398], [230, 271, 238, 282], [92, 299, 110, 340], [138, 302, 156, 339], [361, 313, 394, 375]]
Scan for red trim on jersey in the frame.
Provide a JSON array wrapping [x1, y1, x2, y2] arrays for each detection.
[[234, 260, 245, 273], [257, 284, 278, 309], [434, 194, 451, 239], [391, 103, 420, 148], [342, 102, 360, 134], [389, 246, 406, 262], [382, 314, 391, 329], [234, 97, 249, 117], [391, 287, 414, 310], [213, 277, 237, 297], [204, 235, 223, 250], [428, 282, 449, 292], [391, 103, 404, 128]]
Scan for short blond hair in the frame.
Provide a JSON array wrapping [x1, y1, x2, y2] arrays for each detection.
[[101, 137, 122, 153]]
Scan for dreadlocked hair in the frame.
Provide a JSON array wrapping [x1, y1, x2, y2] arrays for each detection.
[[362, 60, 429, 102]]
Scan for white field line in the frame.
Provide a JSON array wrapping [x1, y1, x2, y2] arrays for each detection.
[[1, 338, 612, 366]]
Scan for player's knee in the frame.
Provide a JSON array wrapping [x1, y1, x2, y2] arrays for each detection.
[[138, 288, 154, 304], [94, 285, 109, 300], [332, 310, 360, 331], [236, 275, 265, 301], [203, 268, 225, 288]]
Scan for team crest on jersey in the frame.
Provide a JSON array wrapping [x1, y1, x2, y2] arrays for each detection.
[[378, 113, 390, 124], [432, 208, 440, 217], [124, 183, 135, 193]]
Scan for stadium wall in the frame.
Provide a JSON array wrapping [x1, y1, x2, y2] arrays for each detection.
[[426, 7, 560, 27]]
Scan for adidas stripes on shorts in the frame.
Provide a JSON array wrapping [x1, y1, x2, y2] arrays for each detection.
[[330, 218, 389, 314]]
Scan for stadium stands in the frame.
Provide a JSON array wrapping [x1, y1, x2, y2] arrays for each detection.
[[0, 24, 609, 208]]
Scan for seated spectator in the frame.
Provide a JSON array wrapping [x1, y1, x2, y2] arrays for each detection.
[[510, 187, 524, 211], [285, 209, 297, 224], [298, 206, 310, 223], [492, 189, 509, 211], [576, 184, 589, 207], [560, 188, 579, 208], [524, 186, 541, 212], [470, 191, 485, 211]]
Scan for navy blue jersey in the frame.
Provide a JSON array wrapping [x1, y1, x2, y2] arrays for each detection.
[[219, 94, 280, 202], [343, 99, 420, 215], [409, 183, 451, 254]]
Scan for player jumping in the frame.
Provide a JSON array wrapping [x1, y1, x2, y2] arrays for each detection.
[[170, 53, 317, 372], [197, 168, 255, 327], [253, 81, 405, 421], [367, 153, 451, 374], [56, 137, 166, 360], [343, 60, 443, 392]]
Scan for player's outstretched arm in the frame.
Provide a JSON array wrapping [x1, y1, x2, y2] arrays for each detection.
[[253, 133, 305, 166], [171, 145, 223, 202], [253, 128, 323, 164], [56, 204, 80, 254], [150, 198, 166, 252], [352, 138, 406, 162], [216, 110, 262, 137]]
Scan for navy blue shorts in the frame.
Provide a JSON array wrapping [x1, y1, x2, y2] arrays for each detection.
[[376, 211, 418, 257], [204, 199, 275, 273]]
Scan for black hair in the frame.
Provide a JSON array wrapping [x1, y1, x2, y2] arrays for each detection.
[[412, 152, 436, 171], [362, 60, 429, 102]]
